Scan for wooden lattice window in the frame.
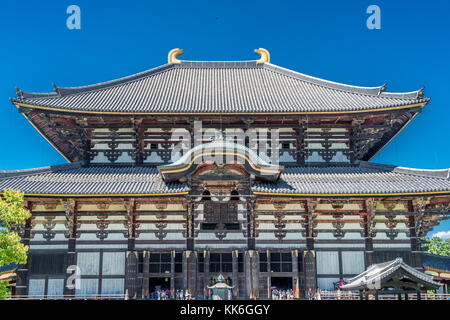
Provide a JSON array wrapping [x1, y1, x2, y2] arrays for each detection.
[[202, 202, 239, 230]]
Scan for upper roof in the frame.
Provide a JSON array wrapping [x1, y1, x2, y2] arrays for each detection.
[[0, 161, 449, 197], [12, 50, 429, 114]]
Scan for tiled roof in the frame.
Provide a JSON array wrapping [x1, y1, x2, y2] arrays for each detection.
[[0, 263, 17, 274], [341, 258, 441, 290], [253, 161, 450, 195], [0, 163, 188, 195], [422, 253, 450, 272], [0, 263, 17, 281], [12, 60, 428, 114], [0, 161, 448, 196], [158, 140, 282, 182]]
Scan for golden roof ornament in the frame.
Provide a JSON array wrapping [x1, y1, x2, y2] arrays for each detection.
[[254, 48, 270, 64], [168, 48, 183, 64]]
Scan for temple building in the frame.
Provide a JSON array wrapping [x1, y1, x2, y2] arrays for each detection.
[[1, 48, 449, 299], [422, 253, 450, 294]]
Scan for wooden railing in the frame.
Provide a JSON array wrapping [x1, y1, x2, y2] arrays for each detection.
[[319, 292, 450, 300]]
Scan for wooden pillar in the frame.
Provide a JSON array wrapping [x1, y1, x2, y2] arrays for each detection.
[[410, 199, 425, 268], [170, 250, 175, 296], [186, 203, 195, 251], [267, 249, 272, 299], [142, 251, 149, 298], [365, 238, 375, 266], [247, 201, 256, 250], [292, 249, 300, 298], [183, 250, 197, 297], [204, 250, 210, 298], [303, 250, 317, 296], [296, 118, 307, 165], [363, 199, 376, 267], [125, 199, 136, 251], [232, 250, 239, 298], [15, 200, 32, 297], [63, 199, 77, 297], [305, 199, 316, 251], [125, 251, 138, 298], [304, 200, 317, 296], [133, 119, 144, 166], [408, 215, 422, 268], [244, 250, 259, 299], [124, 199, 137, 299]]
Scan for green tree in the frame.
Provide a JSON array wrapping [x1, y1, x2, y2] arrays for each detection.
[[422, 236, 450, 256], [0, 189, 31, 299]]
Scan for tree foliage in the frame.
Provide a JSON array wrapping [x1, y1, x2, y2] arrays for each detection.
[[0, 189, 31, 299], [423, 236, 450, 256]]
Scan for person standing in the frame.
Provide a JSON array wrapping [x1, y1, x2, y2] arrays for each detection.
[[315, 290, 321, 300]]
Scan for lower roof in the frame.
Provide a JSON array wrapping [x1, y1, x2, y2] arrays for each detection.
[[0, 161, 449, 197], [254, 161, 450, 196]]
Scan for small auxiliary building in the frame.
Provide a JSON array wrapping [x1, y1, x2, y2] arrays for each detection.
[[2, 49, 449, 299]]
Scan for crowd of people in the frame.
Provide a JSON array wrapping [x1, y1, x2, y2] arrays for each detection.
[[271, 289, 295, 300], [306, 289, 359, 300], [268, 288, 358, 300], [151, 289, 193, 300], [150, 287, 360, 300]]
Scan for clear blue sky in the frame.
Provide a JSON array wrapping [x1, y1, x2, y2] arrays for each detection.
[[0, 0, 448, 236]]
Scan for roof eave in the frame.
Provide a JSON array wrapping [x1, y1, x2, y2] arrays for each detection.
[[12, 100, 427, 116]]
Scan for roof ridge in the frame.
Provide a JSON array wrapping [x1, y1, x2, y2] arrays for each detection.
[[0, 162, 81, 180], [178, 60, 259, 68], [359, 161, 450, 180]]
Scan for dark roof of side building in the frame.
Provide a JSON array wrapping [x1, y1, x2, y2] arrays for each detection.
[[422, 253, 450, 272], [0, 161, 448, 196], [12, 60, 428, 114], [0, 263, 17, 274], [0, 263, 17, 281]]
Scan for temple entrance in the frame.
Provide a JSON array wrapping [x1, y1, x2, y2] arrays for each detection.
[[149, 277, 170, 299], [270, 277, 292, 290]]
